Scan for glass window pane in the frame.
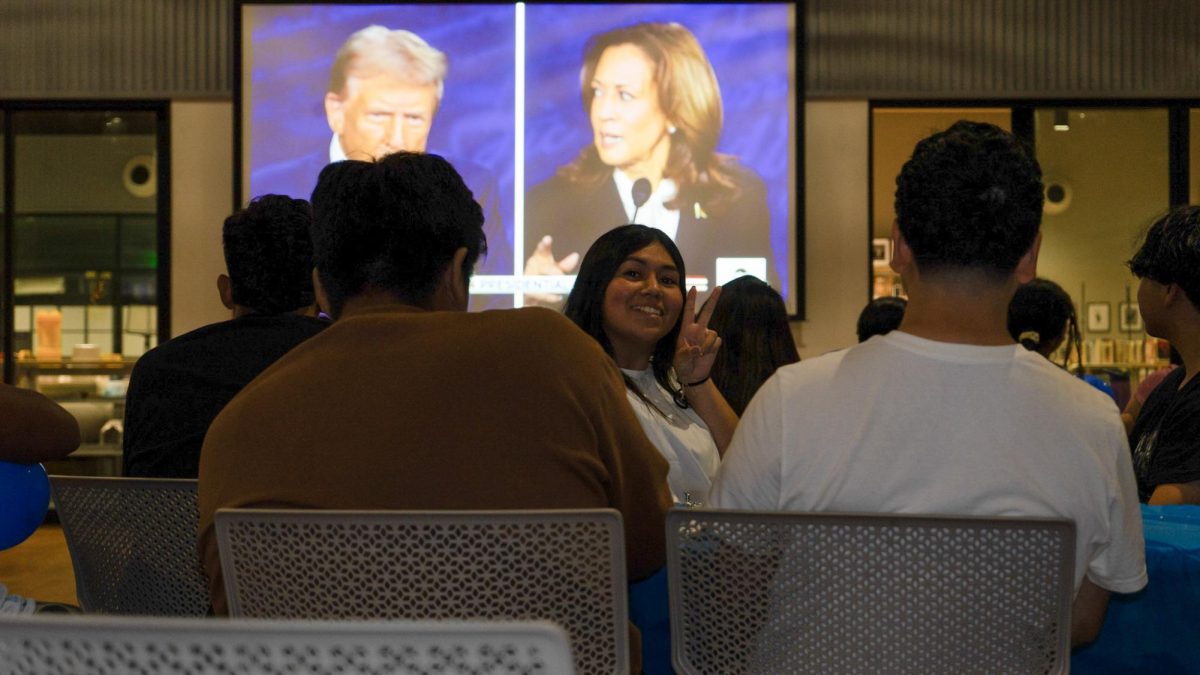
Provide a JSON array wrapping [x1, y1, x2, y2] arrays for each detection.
[[1191, 109, 1200, 205], [1034, 108, 1169, 385], [12, 109, 158, 405]]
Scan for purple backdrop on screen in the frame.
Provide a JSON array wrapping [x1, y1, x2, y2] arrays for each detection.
[[245, 4, 516, 275], [523, 3, 794, 300]]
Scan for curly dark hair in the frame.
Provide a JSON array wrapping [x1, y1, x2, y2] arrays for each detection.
[[894, 120, 1043, 279], [1128, 205, 1200, 311], [309, 152, 485, 317], [706, 275, 799, 416], [1007, 278, 1080, 368], [856, 296, 907, 343], [222, 194, 316, 315], [563, 224, 689, 412]]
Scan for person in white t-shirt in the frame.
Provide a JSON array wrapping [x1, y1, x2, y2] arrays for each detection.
[[709, 120, 1147, 648], [564, 224, 739, 504]]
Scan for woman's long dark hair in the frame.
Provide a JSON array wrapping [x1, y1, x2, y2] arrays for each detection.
[[707, 276, 799, 415], [563, 224, 689, 412], [1007, 277, 1081, 369]]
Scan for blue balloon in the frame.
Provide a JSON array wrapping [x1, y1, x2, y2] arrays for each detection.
[[0, 461, 50, 551]]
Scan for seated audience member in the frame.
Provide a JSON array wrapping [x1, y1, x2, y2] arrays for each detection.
[[0, 383, 80, 614], [708, 121, 1146, 647], [705, 275, 799, 416], [1126, 205, 1200, 505], [123, 196, 326, 478], [1122, 346, 1181, 433], [1007, 277, 1118, 403], [0, 383, 80, 465], [856, 296, 907, 342], [197, 154, 671, 672], [563, 225, 738, 506]]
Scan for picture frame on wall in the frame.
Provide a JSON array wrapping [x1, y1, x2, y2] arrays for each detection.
[[871, 238, 892, 265], [1119, 302, 1143, 332], [1086, 302, 1111, 333]]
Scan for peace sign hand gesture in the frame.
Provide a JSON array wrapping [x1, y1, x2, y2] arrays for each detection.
[[674, 286, 722, 386]]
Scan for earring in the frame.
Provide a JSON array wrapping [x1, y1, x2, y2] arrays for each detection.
[[668, 124, 677, 135]]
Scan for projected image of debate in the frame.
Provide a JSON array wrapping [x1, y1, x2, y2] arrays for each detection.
[[240, 3, 797, 312]]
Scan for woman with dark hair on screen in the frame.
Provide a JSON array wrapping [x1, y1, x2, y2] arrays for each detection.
[[705, 275, 799, 416], [527, 22, 771, 296], [564, 225, 738, 505], [1007, 277, 1117, 403]]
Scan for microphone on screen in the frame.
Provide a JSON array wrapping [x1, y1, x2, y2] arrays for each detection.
[[631, 178, 652, 223]]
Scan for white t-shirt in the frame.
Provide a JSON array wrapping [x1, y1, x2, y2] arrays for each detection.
[[622, 367, 720, 505], [709, 331, 1148, 593]]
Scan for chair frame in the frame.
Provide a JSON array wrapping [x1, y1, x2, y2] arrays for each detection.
[[666, 508, 1075, 675], [0, 614, 575, 674], [48, 475, 210, 616], [215, 508, 628, 675]]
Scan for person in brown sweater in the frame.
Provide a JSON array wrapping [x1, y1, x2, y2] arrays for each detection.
[[197, 152, 672, 670]]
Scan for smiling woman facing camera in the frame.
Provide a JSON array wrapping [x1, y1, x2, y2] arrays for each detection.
[[527, 22, 771, 293], [564, 225, 738, 505]]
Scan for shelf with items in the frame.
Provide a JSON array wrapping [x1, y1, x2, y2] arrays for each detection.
[[871, 261, 905, 300]]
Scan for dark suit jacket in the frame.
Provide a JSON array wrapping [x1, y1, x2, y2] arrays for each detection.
[[525, 163, 775, 289]]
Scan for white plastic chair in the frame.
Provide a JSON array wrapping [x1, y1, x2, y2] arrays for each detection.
[[216, 508, 628, 675], [666, 509, 1075, 675], [0, 614, 574, 674], [49, 476, 210, 615]]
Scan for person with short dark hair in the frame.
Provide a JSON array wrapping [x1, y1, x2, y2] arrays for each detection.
[[709, 121, 1146, 648], [1006, 277, 1117, 402], [856, 296, 907, 343], [706, 275, 798, 416], [197, 154, 671, 674], [1127, 205, 1200, 505], [122, 195, 326, 478]]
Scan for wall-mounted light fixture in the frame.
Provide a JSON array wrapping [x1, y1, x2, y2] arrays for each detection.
[[1053, 109, 1070, 131]]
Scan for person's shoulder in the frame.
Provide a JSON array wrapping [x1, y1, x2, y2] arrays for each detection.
[[716, 157, 767, 197], [479, 307, 615, 370], [529, 171, 571, 193], [135, 318, 243, 363], [243, 313, 329, 336], [479, 307, 589, 343]]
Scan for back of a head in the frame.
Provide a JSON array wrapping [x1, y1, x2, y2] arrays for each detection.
[[222, 195, 316, 315], [856, 296, 907, 343], [1128, 205, 1200, 312], [894, 120, 1044, 280], [708, 275, 799, 415], [1006, 278, 1074, 356], [309, 152, 485, 317]]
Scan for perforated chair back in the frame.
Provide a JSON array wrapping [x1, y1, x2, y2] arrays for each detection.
[[216, 508, 628, 675], [49, 476, 210, 616], [666, 509, 1075, 675], [0, 615, 574, 674]]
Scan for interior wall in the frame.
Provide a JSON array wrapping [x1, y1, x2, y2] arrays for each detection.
[[14, 135, 156, 213], [170, 101, 233, 338], [795, 100, 869, 358]]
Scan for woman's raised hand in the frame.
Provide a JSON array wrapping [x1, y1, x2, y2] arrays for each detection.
[[674, 286, 722, 385]]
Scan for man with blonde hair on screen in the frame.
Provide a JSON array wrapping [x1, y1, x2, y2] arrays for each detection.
[[323, 25, 446, 161]]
